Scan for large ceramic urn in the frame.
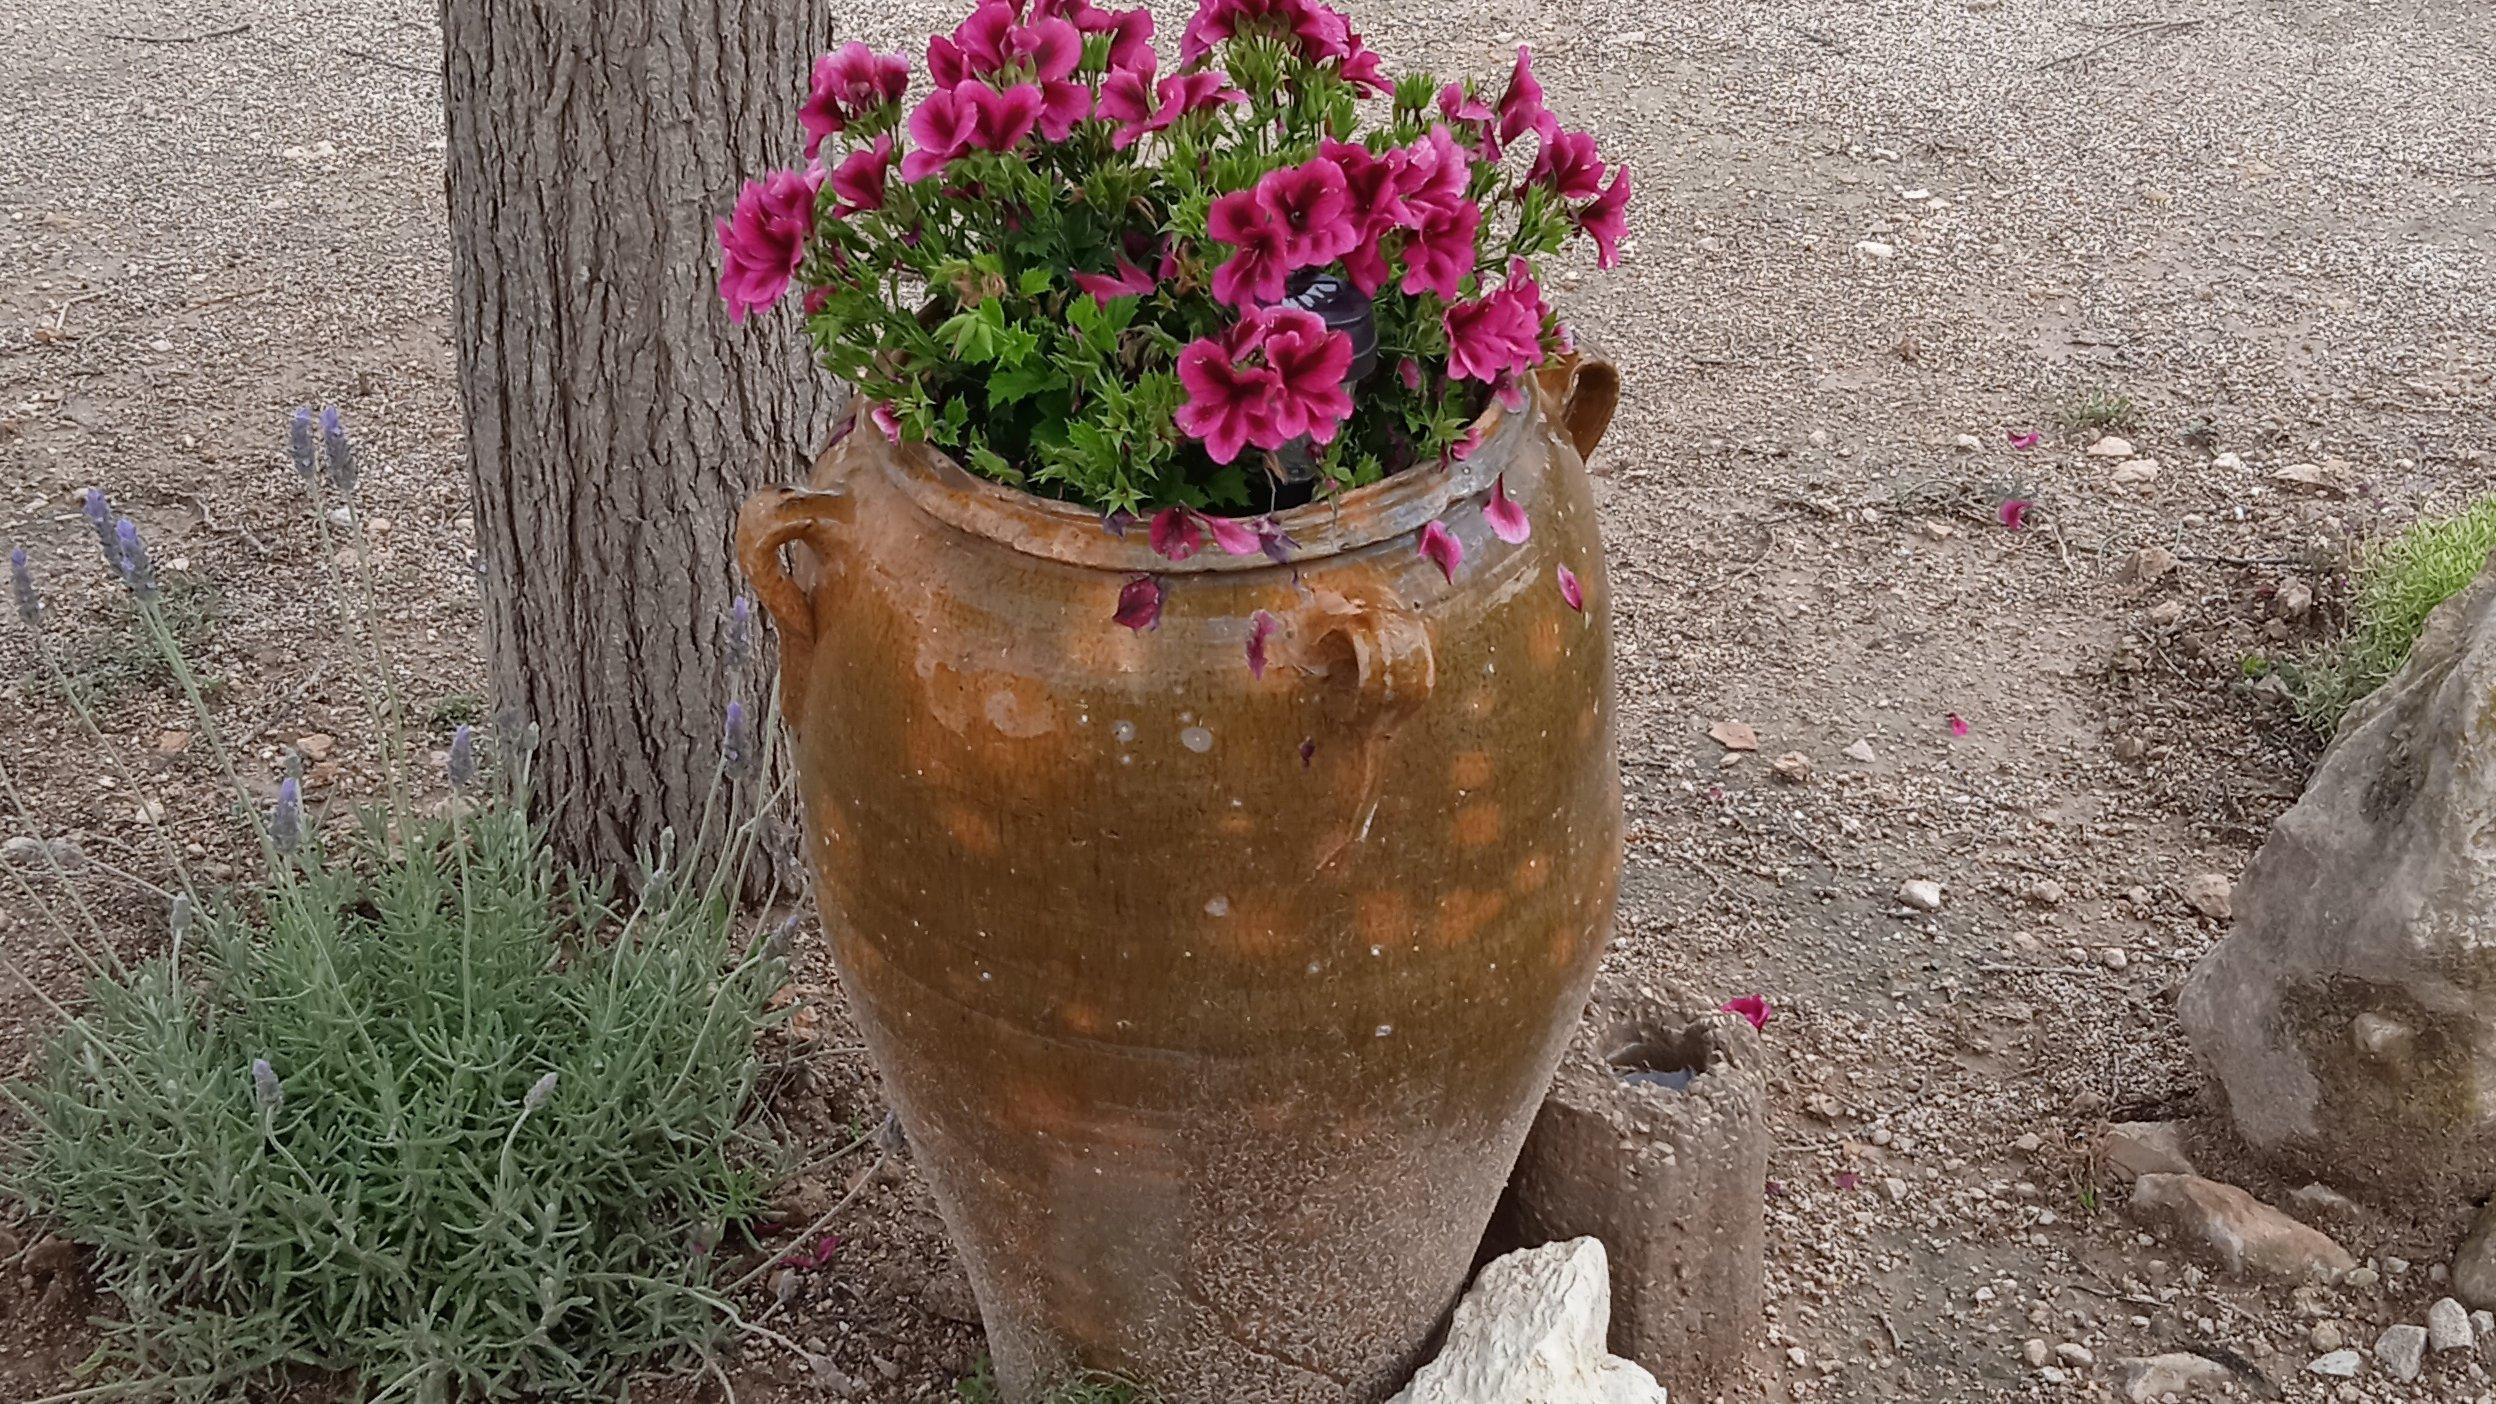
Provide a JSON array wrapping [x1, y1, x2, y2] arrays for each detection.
[[737, 356, 1624, 1402]]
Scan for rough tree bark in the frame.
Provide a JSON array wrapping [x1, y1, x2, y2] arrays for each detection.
[[441, 0, 838, 877]]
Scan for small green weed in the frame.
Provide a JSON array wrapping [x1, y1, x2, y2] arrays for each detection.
[[424, 690, 489, 731], [2289, 496, 2496, 732], [38, 573, 221, 705], [2054, 386, 2137, 435]]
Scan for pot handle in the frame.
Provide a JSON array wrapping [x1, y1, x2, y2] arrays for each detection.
[[735, 486, 850, 717], [1325, 600, 1436, 727], [1537, 350, 1621, 463]]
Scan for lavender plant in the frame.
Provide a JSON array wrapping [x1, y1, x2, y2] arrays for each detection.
[[2, 414, 798, 1403]]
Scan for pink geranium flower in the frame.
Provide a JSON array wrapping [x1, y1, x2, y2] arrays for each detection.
[[869, 402, 902, 442], [1496, 46, 1553, 148], [1338, 36, 1390, 95], [1530, 128, 1606, 200], [1437, 80, 1491, 124], [1175, 335, 1281, 462], [830, 136, 892, 214], [1398, 198, 1482, 300], [1998, 498, 2033, 531], [716, 168, 823, 322], [1207, 189, 1292, 307], [1255, 158, 1359, 268], [800, 42, 910, 157], [968, 81, 1045, 152], [902, 85, 982, 182], [1106, 71, 1244, 150], [1397, 124, 1472, 214], [1443, 262, 1547, 382], [1258, 308, 1355, 443], [1580, 166, 1631, 269]]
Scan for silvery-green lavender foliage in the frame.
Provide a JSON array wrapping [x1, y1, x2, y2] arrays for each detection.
[[2, 410, 789, 1403]]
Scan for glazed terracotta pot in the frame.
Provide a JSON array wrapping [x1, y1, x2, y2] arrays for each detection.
[[737, 358, 1623, 1403]]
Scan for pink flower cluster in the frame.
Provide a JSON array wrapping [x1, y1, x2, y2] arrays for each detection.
[[717, 168, 823, 323], [1205, 129, 1477, 310], [800, 43, 910, 157], [1173, 308, 1355, 463], [1180, 0, 1386, 90], [1443, 260, 1550, 385]]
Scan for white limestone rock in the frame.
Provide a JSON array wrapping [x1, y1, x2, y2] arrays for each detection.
[[1389, 1239, 1668, 1404]]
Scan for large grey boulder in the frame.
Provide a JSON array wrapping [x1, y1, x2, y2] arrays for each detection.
[[1388, 1239, 1668, 1404], [2181, 552, 2496, 1195]]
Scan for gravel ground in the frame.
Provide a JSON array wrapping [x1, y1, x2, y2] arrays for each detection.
[[3, 0, 2495, 1399]]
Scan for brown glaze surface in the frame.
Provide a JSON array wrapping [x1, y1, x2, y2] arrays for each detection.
[[738, 362, 1622, 1403]]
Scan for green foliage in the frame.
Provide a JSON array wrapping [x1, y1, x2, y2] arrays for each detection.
[[2289, 496, 2496, 732], [38, 573, 221, 705], [5, 783, 788, 1402], [2, 432, 791, 1402], [423, 691, 489, 731], [2054, 385, 2137, 435]]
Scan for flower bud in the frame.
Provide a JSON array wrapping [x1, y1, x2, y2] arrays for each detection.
[[113, 517, 159, 600], [319, 406, 356, 492], [270, 777, 304, 854], [251, 1057, 282, 1113], [288, 407, 317, 479], [9, 546, 39, 630], [447, 725, 477, 792]]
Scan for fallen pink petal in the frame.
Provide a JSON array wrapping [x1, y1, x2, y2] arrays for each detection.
[[1419, 521, 1463, 582], [1113, 574, 1162, 630], [1947, 712, 1970, 738], [1835, 1171, 1862, 1192], [1556, 563, 1583, 612], [1483, 474, 1530, 544], [1719, 994, 1772, 1031], [1147, 506, 1202, 560], [2007, 429, 2042, 450], [1997, 498, 2033, 531], [1200, 511, 1261, 556], [1245, 610, 1278, 678]]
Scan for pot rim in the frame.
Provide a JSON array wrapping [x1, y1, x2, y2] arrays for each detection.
[[859, 391, 1543, 573]]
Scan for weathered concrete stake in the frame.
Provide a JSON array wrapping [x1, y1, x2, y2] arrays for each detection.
[[1489, 978, 1769, 1396]]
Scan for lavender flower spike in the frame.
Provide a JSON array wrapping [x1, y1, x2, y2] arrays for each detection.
[[722, 701, 756, 782], [113, 517, 159, 600], [725, 596, 755, 671], [80, 488, 116, 567], [523, 1070, 559, 1111], [447, 725, 477, 791], [10, 546, 40, 629], [318, 406, 356, 491], [251, 1057, 283, 1113], [270, 776, 304, 853], [288, 407, 317, 479]]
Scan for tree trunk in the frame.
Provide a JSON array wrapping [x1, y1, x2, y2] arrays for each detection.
[[441, 0, 838, 879]]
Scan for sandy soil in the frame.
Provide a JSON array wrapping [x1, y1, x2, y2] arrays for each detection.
[[2, 0, 2494, 1399]]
